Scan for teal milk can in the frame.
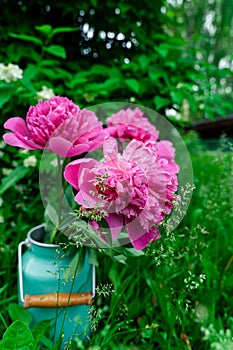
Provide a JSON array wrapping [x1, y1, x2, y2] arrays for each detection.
[[18, 224, 95, 346]]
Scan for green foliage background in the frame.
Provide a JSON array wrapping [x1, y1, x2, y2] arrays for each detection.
[[0, 0, 233, 349], [0, 0, 232, 124]]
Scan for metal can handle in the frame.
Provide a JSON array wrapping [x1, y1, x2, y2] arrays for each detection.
[[18, 239, 96, 308]]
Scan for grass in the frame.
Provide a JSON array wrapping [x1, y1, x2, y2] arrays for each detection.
[[0, 134, 233, 349]]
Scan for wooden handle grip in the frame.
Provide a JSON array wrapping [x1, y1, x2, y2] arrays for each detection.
[[24, 292, 92, 309]]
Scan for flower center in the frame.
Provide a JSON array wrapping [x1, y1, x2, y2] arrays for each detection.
[[94, 162, 148, 219]]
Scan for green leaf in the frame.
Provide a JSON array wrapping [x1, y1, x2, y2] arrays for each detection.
[[0, 85, 15, 108], [90, 0, 97, 6], [155, 46, 169, 58], [148, 70, 164, 82], [23, 64, 40, 80], [8, 304, 33, 325], [37, 335, 54, 348], [64, 249, 85, 280], [154, 96, 171, 110], [41, 59, 61, 67], [44, 45, 66, 59], [103, 78, 121, 90], [32, 320, 52, 348], [123, 248, 145, 257], [51, 27, 79, 38], [164, 61, 177, 69], [21, 77, 36, 93], [35, 24, 52, 35], [40, 68, 60, 80], [90, 64, 109, 75], [88, 248, 99, 267], [8, 33, 42, 46], [0, 320, 34, 350], [44, 202, 59, 228], [170, 90, 183, 104], [138, 55, 150, 70], [112, 254, 127, 264], [0, 166, 29, 196], [125, 78, 140, 94]]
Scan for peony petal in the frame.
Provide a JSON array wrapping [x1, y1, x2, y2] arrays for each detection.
[[49, 137, 73, 157], [75, 190, 98, 208], [89, 221, 109, 244], [103, 137, 119, 161], [157, 141, 175, 159], [105, 213, 123, 240], [3, 117, 41, 150], [3, 133, 41, 150], [64, 158, 98, 190], [126, 218, 160, 250], [4, 117, 30, 136], [66, 144, 90, 157]]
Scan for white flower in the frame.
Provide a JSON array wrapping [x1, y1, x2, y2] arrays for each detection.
[[36, 85, 55, 100], [0, 141, 6, 149], [2, 168, 12, 176], [50, 158, 58, 167], [19, 149, 29, 154], [23, 155, 37, 167], [0, 63, 23, 83]]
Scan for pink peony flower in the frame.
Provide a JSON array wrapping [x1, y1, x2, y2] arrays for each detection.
[[3, 96, 108, 157], [145, 139, 180, 217], [64, 138, 178, 250], [106, 107, 159, 142]]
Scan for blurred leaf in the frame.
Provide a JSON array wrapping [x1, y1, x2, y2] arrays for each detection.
[[31, 320, 52, 348], [8, 304, 32, 325], [164, 61, 177, 69], [21, 77, 36, 93], [23, 64, 40, 80], [123, 248, 145, 257], [8, 33, 42, 46], [44, 202, 59, 227], [112, 254, 127, 264], [103, 78, 121, 90], [90, 64, 109, 76], [148, 70, 164, 82], [0, 166, 29, 196], [155, 46, 169, 58], [90, 0, 97, 7], [35, 24, 52, 35], [51, 27, 79, 37], [0, 86, 15, 108], [64, 249, 86, 280], [45, 45, 66, 59], [170, 91, 183, 104], [138, 55, 150, 70], [154, 96, 170, 110], [0, 320, 34, 350], [125, 79, 140, 94], [41, 59, 61, 67], [40, 68, 61, 80], [88, 248, 99, 267]]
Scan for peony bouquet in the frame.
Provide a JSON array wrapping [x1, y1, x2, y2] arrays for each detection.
[[3, 96, 179, 255]]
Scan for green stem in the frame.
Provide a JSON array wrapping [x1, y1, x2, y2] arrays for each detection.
[[0, 311, 8, 329], [59, 248, 84, 340], [57, 155, 63, 227], [50, 155, 64, 244], [50, 227, 59, 244]]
